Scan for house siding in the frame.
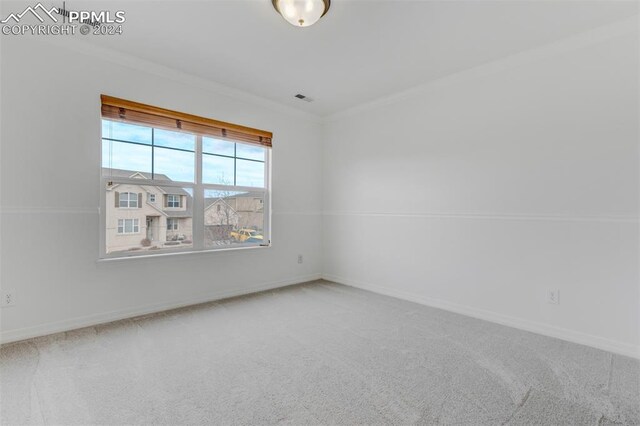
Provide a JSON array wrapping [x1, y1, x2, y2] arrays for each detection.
[[106, 183, 192, 253]]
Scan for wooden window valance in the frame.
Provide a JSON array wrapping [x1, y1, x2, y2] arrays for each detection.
[[101, 95, 272, 148]]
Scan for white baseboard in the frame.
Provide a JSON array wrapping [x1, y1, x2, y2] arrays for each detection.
[[6, 272, 637, 359], [322, 274, 640, 360], [0, 273, 322, 345]]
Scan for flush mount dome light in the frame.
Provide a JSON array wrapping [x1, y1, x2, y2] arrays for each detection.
[[272, 0, 330, 27]]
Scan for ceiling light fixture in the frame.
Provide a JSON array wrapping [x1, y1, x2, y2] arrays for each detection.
[[272, 0, 330, 28]]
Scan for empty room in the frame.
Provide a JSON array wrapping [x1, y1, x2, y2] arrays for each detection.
[[0, 0, 638, 424]]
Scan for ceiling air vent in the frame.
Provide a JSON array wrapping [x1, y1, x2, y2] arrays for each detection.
[[294, 94, 313, 103]]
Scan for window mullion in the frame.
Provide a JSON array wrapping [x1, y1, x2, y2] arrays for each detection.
[[193, 135, 204, 251], [151, 127, 155, 180], [264, 148, 271, 245]]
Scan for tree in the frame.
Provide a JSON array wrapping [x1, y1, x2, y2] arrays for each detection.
[[205, 174, 238, 243]]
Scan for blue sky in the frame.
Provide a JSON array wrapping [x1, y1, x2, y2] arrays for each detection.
[[102, 120, 265, 187]]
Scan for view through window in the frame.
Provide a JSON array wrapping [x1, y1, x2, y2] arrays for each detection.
[[101, 107, 270, 257]]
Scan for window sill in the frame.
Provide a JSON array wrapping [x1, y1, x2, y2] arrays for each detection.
[[96, 243, 271, 263]]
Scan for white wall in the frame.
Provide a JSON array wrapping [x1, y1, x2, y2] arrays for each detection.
[[0, 36, 323, 342], [1, 18, 638, 360], [322, 21, 639, 357]]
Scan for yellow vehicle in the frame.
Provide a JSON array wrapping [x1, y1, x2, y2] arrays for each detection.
[[230, 229, 263, 243]]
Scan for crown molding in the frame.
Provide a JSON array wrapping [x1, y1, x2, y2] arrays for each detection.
[[6, 14, 638, 125]]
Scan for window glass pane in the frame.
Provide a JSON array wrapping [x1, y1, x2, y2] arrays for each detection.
[[154, 147, 195, 182], [167, 194, 181, 208], [102, 120, 110, 138], [236, 159, 264, 187], [102, 140, 152, 176], [204, 190, 265, 248], [203, 154, 235, 185], [154, 129, 195, 151], [203, 137, 234, 156], [102, 120, 152, 144], [106, 182, 193, 254], [118, 192, 138, 208], [236, 143, 265, 161]]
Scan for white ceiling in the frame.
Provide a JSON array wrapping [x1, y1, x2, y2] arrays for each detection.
[[72, 1, 637, 116]]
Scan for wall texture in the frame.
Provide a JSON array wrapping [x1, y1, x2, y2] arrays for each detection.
[[322, 21, 639, 357], [0, 36, 323, 342], [1, 18, 638, 359]]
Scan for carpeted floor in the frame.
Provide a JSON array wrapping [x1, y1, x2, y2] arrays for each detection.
[[1, 280, 638, 425]]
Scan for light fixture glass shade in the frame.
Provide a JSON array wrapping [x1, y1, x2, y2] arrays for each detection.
[[272, 0, 330, 27]]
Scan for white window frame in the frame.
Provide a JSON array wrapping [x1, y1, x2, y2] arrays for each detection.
[[167, 218, 178, 231], [100, 123, 271, 260], [148, 193, 155, 203], [119, 192, 138, 208], [117, 218, 140, 234], [166, 194, 181, 208]]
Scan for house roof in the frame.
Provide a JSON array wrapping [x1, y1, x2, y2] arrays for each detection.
[[205, 197, 227, 209], [165, 209, 193, 218], [103, 168, 191, 197]]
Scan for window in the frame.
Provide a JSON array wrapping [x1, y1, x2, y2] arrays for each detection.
[[202, 138, 265, 187], [117, 219, 139, 234], [102, 120, 195, 183], [166, 194, 181, 208], [118, 192, 139, 208], [101, 95, 271, 258]]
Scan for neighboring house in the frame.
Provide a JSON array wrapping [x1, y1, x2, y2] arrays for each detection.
[[204, 197, 263, 228], [105, 169, 193, 253], [204, 195, 264, 244], [204, 198, 238, 244], [105, 169, 264, 253]]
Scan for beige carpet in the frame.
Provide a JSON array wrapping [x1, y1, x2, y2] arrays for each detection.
[[1, 280, 639, 425]]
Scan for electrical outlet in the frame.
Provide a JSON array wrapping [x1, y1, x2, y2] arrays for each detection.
[[1, 291, 15, 308], [547, 289, 559, 305], [297, 254, 303, 264]]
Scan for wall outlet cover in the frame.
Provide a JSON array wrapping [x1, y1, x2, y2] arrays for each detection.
[[1, 291, 16, 308]]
